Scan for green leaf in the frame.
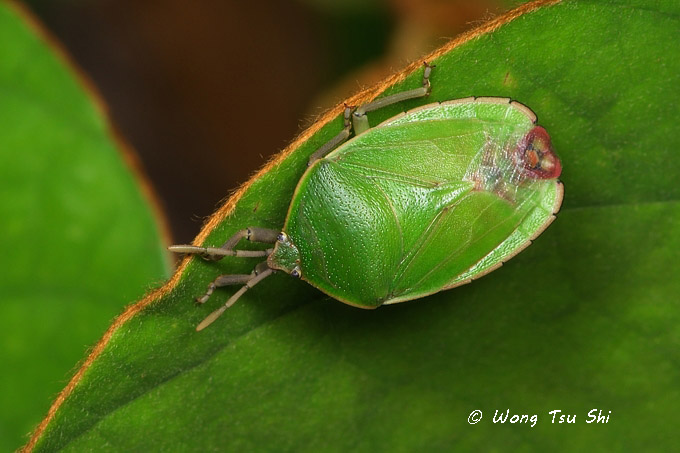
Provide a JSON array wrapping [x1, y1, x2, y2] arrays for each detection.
[[0, 4, 170, 451], [27, 0, 680, 451]]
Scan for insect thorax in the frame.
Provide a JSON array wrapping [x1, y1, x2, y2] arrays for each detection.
[[267, 232, 301, 276]]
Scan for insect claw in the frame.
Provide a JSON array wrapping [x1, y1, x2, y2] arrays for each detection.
[[195, 296, 208, 305], [195, 282, 216, 304], [421, 61, 435, 91]]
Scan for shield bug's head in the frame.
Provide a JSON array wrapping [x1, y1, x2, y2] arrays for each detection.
[[267, 232, 302, 278], [514, 126, 562, 180]]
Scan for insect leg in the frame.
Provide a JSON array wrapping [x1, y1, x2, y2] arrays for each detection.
[[307, 105, 352, 166], [308, 63, 435, 165], [196, 261, 274, 331], [168, 227, 279, 261], [352, 61, 435, 135], [195, 272, 254, 305]]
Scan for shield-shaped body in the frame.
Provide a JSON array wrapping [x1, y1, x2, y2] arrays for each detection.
[[270, 97, 563, 307]]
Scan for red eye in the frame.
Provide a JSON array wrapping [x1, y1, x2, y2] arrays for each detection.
[[516, 126, 562, 180]]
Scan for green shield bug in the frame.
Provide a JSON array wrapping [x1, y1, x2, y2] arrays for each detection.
[[170, 63, 563, 331]]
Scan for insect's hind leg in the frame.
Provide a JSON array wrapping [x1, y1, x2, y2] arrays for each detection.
[[168, 227, 279, 261], [196, 261, 274, 331], [352, 61, 435, 135]]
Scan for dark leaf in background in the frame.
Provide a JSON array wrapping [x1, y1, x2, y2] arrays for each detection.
[[0, 3, 169, 451]]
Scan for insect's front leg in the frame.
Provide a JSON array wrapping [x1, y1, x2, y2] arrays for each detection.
[[196, 261, 274, 331], [168, 227, 279, 261], [195, 260, 271, 304]]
